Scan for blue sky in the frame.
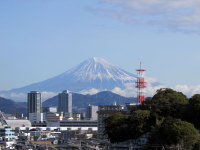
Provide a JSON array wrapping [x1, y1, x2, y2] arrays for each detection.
[[1, 0, 200, 96]]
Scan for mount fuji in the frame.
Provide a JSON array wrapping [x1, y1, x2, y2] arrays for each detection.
[[0, 57, 159, 101]]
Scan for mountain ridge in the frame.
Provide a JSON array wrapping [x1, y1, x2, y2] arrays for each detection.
[[0, 96, 27, 115], [0, 91, 137, 114], [43, 91, 137, 112], [2, 58, 136, 93], [0, 57, 157, 101]]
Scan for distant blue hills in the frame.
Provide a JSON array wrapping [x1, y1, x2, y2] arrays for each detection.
[[0, 91, 137, 115]]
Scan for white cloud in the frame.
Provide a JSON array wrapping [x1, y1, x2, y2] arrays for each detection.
[[10, 92, 26, 99], [174, 84, 200, 97], [79, 88, 100, 95], [9, 91, 57, 101], [92, 0, 200, 33], [0, 94, 6, 98], [145, 84, 165, 97], [41, 91, 58, 100], [112, 84, 200, 98], [78, 77, 163, 97], [112, 82, 164, 97], [8, 84, 200, 102], [112, 86, 134, 97]]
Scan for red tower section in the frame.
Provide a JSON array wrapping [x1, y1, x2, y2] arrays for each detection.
[[136, 62, 146, 104]]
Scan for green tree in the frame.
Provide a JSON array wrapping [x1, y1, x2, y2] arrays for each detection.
[[103, 88, 199, 148], [129, 110, 153, 139], [193, 140, 200, 150], [187, 94, 200, 129], [103, 112, 128, 143], [104, 110, 154, 143], [150, 117, 198, 149], [150, 88, 187, 118]]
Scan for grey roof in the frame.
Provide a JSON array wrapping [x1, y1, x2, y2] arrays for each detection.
[[6, 120, 31, 128]]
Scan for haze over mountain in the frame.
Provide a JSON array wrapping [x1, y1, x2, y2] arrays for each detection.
[[0, 57, 160, 101]]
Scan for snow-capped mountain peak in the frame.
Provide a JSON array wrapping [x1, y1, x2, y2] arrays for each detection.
[[64, 57, 136, 81], [1, 57, 155, 101]]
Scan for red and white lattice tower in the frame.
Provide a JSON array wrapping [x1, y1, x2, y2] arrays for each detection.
[[136, 62, 146, 104]]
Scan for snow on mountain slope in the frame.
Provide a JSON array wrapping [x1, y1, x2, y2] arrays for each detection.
[[60, 57, 136, 81], [0, 57, 160, 101], [24, 57, 136, 92]]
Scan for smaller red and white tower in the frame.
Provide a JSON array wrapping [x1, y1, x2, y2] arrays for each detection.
[[136, 62, 146, 104]]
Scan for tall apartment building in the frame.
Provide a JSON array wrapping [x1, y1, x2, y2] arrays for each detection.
[[28, 91, 42, 114], [27, 91, 43, 123], [58, 90, 72, 117], [86, 104, 98, 120], [97, 104, 124, 139]]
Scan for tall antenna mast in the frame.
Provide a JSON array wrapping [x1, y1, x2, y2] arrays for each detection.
[[136, 62, 146, 103]]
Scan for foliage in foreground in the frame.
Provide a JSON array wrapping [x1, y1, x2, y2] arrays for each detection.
[[149, 117, 198, 149], [104, 110, 154, 143], [103, 88, 200, 149]]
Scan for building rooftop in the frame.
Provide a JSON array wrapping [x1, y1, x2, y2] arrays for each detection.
[[6, 119, 31, 128], [30, 91, 40, 93], [31, 141, 52, 146]]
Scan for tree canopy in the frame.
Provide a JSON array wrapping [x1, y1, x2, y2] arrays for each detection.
[[104, 110, 153, 143], [103, 88, 200, 149], [150, 117, 198, 149], [103, 112, 128, 143], [186, 94, 200, 129]]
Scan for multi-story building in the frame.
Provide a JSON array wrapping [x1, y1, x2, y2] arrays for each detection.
[[28, 91, 42, 114], [72, 113, 81, 121], [58, 90, 72, 117], [43, 107, 58, 121], [46, 112, 63, 127], [27, 91, 43, 123], [0, 127, 15, 141], [29, 113, 43, 123], [97, 104, 124, 139], [86, 104, 98, 120], [0, 127, 16, 149]]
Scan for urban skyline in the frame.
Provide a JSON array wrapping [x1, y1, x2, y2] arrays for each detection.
[[1, 1, 200, 98]]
